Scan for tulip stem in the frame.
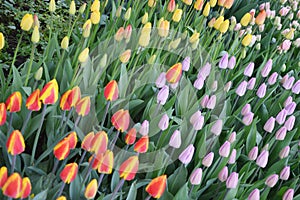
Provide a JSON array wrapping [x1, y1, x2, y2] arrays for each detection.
[[110, 130, 120, 150], [61, 108, 73, 134], [97, 173, 105, 189], [79, 150, 87, 166], [21, 110, 32, 134], [73, 115, 81, 130], [11, 155, 16, 173], [8, 112, 13, 134], [57, 182, 66, 198], [110, 179, 125, 200], [31, 104, 47, 165], [249, 167, 260, 183], [52, 159, 59, 174], [155, 130, 163, 150], [83, 155, 96, 184], [145, 195, 151, 200], [24, 44, 36, 87], [101, 101, 111, 128], [54, 50, 66, 79], [188, 185, 195, 198]]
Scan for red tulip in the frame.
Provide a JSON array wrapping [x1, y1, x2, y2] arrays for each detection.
[[26, 89, 42, 111], [84, 179, 97, 199], [119, 156, 139, 181], [97, 150, 114, 174], [82, 131, 95, 151], [166, 63, 182, 83], [111, 109, 130, 132], [134, 136, 149, 153], [53, 139, 70, 160], [90, 131, 108, 155], [66, 131, 77, 149], [0, 103, 6, 126], [40, 79, 59, 104], [124, 127, 136, 145], [6, 91, 22, 112], [6, 130, 25, 155], [104, 80, 119, 101], [2, 173, 22, 198], [0, 166, 8, 188], [60, 90, 72, 110], [76, 96, 91, 116], [60, 163, 78, 184], [146, 175, 167, 199], [20, 177, 31, 199]]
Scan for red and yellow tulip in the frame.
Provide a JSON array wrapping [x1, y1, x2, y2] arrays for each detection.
[[111, 109, 130, 132], [134, 136, 149, 153], [26, 89, 42, 111], [84, 179, 97, 199], [90, 131, 108, 155], [60, 163, 78, 184], [20, 177, 31, 199], [255, 10, 266, 25], [146, 175, 167, 199], [53, 138, 70, 160], [66, 131, 77, 149], [40, 79, 59, 105], [6, 91, 22, 112], [0, 166, 8, 188], [119, 156, 139, 181], [82, 131, 95, 151], [104, 80, 119, 101], [166, 63, 182, 84], [75, 96, 91, 116], [2, 173, 22, 198], [0, 103, 6, 126], [97, 150, 114, 174], [124, 127, 137, 145], [6, 130, 25, 155]]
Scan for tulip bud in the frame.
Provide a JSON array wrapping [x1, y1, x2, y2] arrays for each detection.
[[81, 132, 94, 151], [257, 83, 267, 98], [124, 7, 131, 21], [265, 174, 279, 187], [0, 166, 7, 188], [218, 166, 228, 182], [200, 95, 209, 108], [226, 172, 239, 189], [228, 132, 236, 143], [91, 11, 101, 24], [228, 149, 237, 164], [210, 0, 217, 7], [214, 16, 224, 30], [0, 103, 6, 126], [268, 72, 278, 85], [79, 3, 86, 14], [207, 95, 216, 109], [202, 152, 214, 167], [279, 146, 290, 159], [134, 136, 149, 153], [292, 80, 300, 94], [284, 115, 295, 131], [211, 119, 223, 136], [167, 0, 176, 12], [76, 96, 91, 116], [0, 32, 4, 50], [34, 67, 43, 81], [119, 156, 139, 180], [219, 52, 228, 69], [236, 80, 248, 96], [111, 109, 130, 132], [53, 139, 70, 160], [148, 0, 156, 7], [158, 114, 169, 131], [49, 0, 56, 12], [158, 19, 170, 37], [6, 130, 25, 155], [247, 78, 256, 90], [60, 163, 78, 184], [182, 57, 190, 71], [285, 102, 296, 115], [141, 12, 148, 24], [219, 141, 231, 157], [248, 146, 258, 160], [248, 188, 260, 200], [69, 1, 76, 15], [263, 117, 275, 133], [242, 34, 252, 47], [275, 127, 287, 141], [169, 130, 181, 148], [26, 89, 41, 111], [172, 9, 183, 22], [224, 81, 232, 92], [125, 128, 136, 145], [256, 150, 269, 168], [224, 0, 234, 9], [190, 168, 203, 185], [6, 91, 22, 112], [219, 20, 230, 33], [179, 144, 195, 165], [241, 104, 251, 116], [166, 63, 182, 83], [228, 56, 236, 69], [203, 3, 210, 17], [31, 26, 40, 43], [85, 179, 97, 199], [91, 0, 100, 12], [78, 48, 89, 63], [280, 166, 290, 180], [124, 25, 132, 43], [282, 189, 294, 200], [82, 20, 92, 38], [2, 173, 22, 198], [241, 13, 252, 26], [157, 85, 169, 105], [276, 109, 287, 125], [61, 36, 69, 50], [146, 175, 167, 199], [190, 111, 204, 130]]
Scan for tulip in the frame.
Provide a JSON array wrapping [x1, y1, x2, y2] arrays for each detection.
[[189, 31, 200, 44], [224, 81, 232, 92], [276, 109, 287, 125], [79, 3, 86, 13], [284, 96, 293, 107], [247, 78, 256, 90], [203, 3, 210, 16], [139, 24, 151, 47], [148, 0, 156, 7], [179, 144, 195, 165], [115, 27, 124, 41], [169, 130, 181, 148], [285, 102, 296, 115], [0, 32, 5, 50], [155, 73, 166, 88], [82, 20, 92, 38], [124, 25, 132, 43], [91, 0, 100, 11], [226, 172, 239, 189], [76, 96, 91, 116], [0, 166, 8, 188], [0, 103, 7, 126], [218, 166, 228, 182], [257, 83, 267, 98], [228, 56, 236, 69], [219, 52, 228, 69], [279, 146, 290, 159], [256, 150, 269, 168], [241, 13, 252, 26], [282, 189, 294, 200], [282, 76, 295, 90], [214, 16, 224, 30], [292, 80, 300, 94], [6, 130, 25, 156], [124, 7, 131, 21], [85, 179, 97, 199], [190, 168, 202, 185], [111, 109, 130, 132], [261, 59, 272, 77], [207, 95, 216, 109], [219, 20, 230, 33], [34, 67, 43, 81], [198, 62, 211, 79], [40, 79, 59, 105], [228, 149, 237, 164], [49, 0, 56, 12], [202, 152, 214, 167], [158, 114, 169, 131], [194, 0, 204, 10], [284, 115, 295, 131], [268, 72, 278, 85], [26, 89, 41, 111], [200, 95, 209, 108], [97, 150, 114, 174], [21, 14, 34, 31], [275, 127, 287, 141], [60, 163, 78, 184], [2, 173, 22, 198], [91, 11, 101, 24], [166, 63, 182, 83], [119, 49, 131, 63], [104, 80, 119, 101], [248, 188, 260, 200], [139, 120, 149, 136], [53, 139, 70, 160], [255, 10, 266, 25], [248, 146, 258, 160], [279, 166, 290, 181], [119, 156, 139, 181], [194, 77, 205, 90], [146, 175, 167, 198], [224, 0, 234, 9], [167, 0, 176, 12], [263, 117, 275, 133], [157, 85, 169, 105], [182, 57, 190, 71], [69, 1, 76, 15], [66, 132, 77, 149], [134, 136, 149, 153], [90, 131, 108, 155], [236, 81, 248, 96], [158, 19, 170, 38], [241, 104, 251, 116], [6, 91, 22, 113], [172, 9, 182, 22], [211, 119, 223, 136], [242, 34, 252, 47], [57, 196, 67, 200], [82, 132, 94, 151], [125, 128, 136, 145], [31, 26, 39, 43], [228, 132, 236, 143], [219, 141, 230, 157], [20, 177, 31, 199], [190, 111, 204, 131], [60, 36, 69, 50], [265, 174, 279, 187]]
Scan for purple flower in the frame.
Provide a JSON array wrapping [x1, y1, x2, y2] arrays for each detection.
[[268, 72, 278, 85], [169, 130, 181, 148], [236, 81, 248, 96], [265, 174, 279, 187], [276, 109, 287, 125], [155, 72, 166, 88], [226, 172, 239, 189], [182, 56, 190, 71], [179, 144, 195, 165], [248, 188, 260, 200], [219, 52, 229, 69], [158, 114, 169, 131], [218, 166, 228, 182], [219, 141, 230, 157], [189, 168, 203, 185], [247, 78, 256, 90], [263, 117, 275, 133], [194, 76, 205, 90], [257, 83, 267, 98], [244, 62, 254, 77], [261, 59, 272, 77], [157, 85, 169, 105], [228, 56, 236, 69], [256, 150, 269, 168], [190, 111, 204, 131], [211, 119, 223, 136]]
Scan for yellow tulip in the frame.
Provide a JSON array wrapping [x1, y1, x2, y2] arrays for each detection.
[[141, 22, 152, 34], [142, 12, 148, 24], [139, 33, 150, 47], [210, 0, 217, 7], [119, 49, 131, 63], [285, 28, 294, 40], [169, 38, 181, 49], [91, 10, 101, 24], [31, 26, 40, 43], [69, 1, 76, 15], [240, 13, 252, 27], [203, 3, 210, 17], [78, 48, 89, 63], [91, 0, 100, 12], [158, 19, 170, 37], [83, 19, 92, 38], [49, 0, 56, 12], [219, 19, 230, 33], [189, 31, 200, 43], [194, 0, 204, 10], [172, 9, 183, 22], [148, 0, 156, 7], [0, 32, 5, 50], [79, 3, 86, 14], [124, 7, 131, 21], [20, 14, 34, 31], [61, 36, 69, 50], [183, 0, 192, 5], [242, 34, 252, 47], [148, 55, 156, 64], [213, 16, 224, 30]]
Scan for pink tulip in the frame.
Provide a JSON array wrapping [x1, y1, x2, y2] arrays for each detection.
[[244, 62, 254, 77], [182, 57, 190, 71], [194, 77, 205, 90], [279, 146, 290, 159], [292, 80, 300, 94], [198, 62, 211, 79], [236, 81, 248, 96], [283, 96, 293, 107], [247, 78, 256, 90], [189, 168, 203, 185], [179, 144, 195, 165], [228, 132, 236, 143], [224, 81, 232, 92], [285, 102, 296, 115], [241, 104, 251, 116], [279, 7, 290, 16], [248, 188, 260, 200], [211, 119, 223, 136], [206, 95, 216, 109], [228, 149, 237, 164], [202, 152, 214, 167], [155, 72, 166, 88], [158, 114, 169, 131], [275, 127, 287, 141], [248, 146, 258, 161], [284, 115, 295, 131], [282, 189, 294, 200], [263, 117, 275, 133], [276, 109, 287, 125], [256, 150, 269, 168], [282, 76, 295, 90], [169, 130, 181, 148], [226, 172, 239, 189], [218, 166, 228, 182], [280, 166, 290, 180], [139, 120, 149, 136], [219, 141, 231, 158], [243, 112, 254, 126], [219, 53, 228, 69], [157, 85, 169, 105], [257, 83, 267, 98], [268, 72, 278, 85], [190, 111, 204, 131], [265, 174, 279, 187], [228, 56, 236, 69], [261, 59, 272, 77]]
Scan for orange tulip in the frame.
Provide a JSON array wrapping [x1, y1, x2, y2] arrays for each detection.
[[166, 63, 182, 83], [134, 136, 149, 153], [6, 130, 25, 155], [84, 179, 97, 199], [90, 131, 108, 155], [20, 177, 31, 199], [89, 155, 101, 169], [0, 166, 8, 188], [26, 89, 42, 111], [0, 103, 6, 126], [124, 127, 136, 145], [76, 96, 91, 116], [224, 0, 234, 9], [82, 131, 95, 151], [119, 156, 139, 181], [97, 150, 114, 174], [60, 163, 78, 184], [255, 10, 267, 25], [115, 27, 124, 41], [6, 91, 22, 112], [146, 175, 167, 199], [69, 86, 81, 107], [53, 139, 70, 160], [2, 173, 22, 198], [66, 131, 77, 149], [60, 90, 72, 110], [111, 109, 130, 132], [104, 80, 119, 101], [40, 79, 59, 104]]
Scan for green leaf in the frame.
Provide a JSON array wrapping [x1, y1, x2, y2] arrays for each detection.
[[126, 181, 137, 200], [70, 174, 82, 200], [32, 189, 48, 200], [168, 165, 188, 195], [174, 183, 189, 200]]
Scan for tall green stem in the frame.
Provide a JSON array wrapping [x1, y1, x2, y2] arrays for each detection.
[[24, 45, 36, 86]]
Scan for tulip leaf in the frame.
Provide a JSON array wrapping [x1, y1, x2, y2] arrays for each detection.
[[126, 181, 137, 200], [245, 118, 258, 153], [168, 165, 188, 195], [174, 183, 189, 200], [32, 189, 48, 200], [70, 174, 82, 200]]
